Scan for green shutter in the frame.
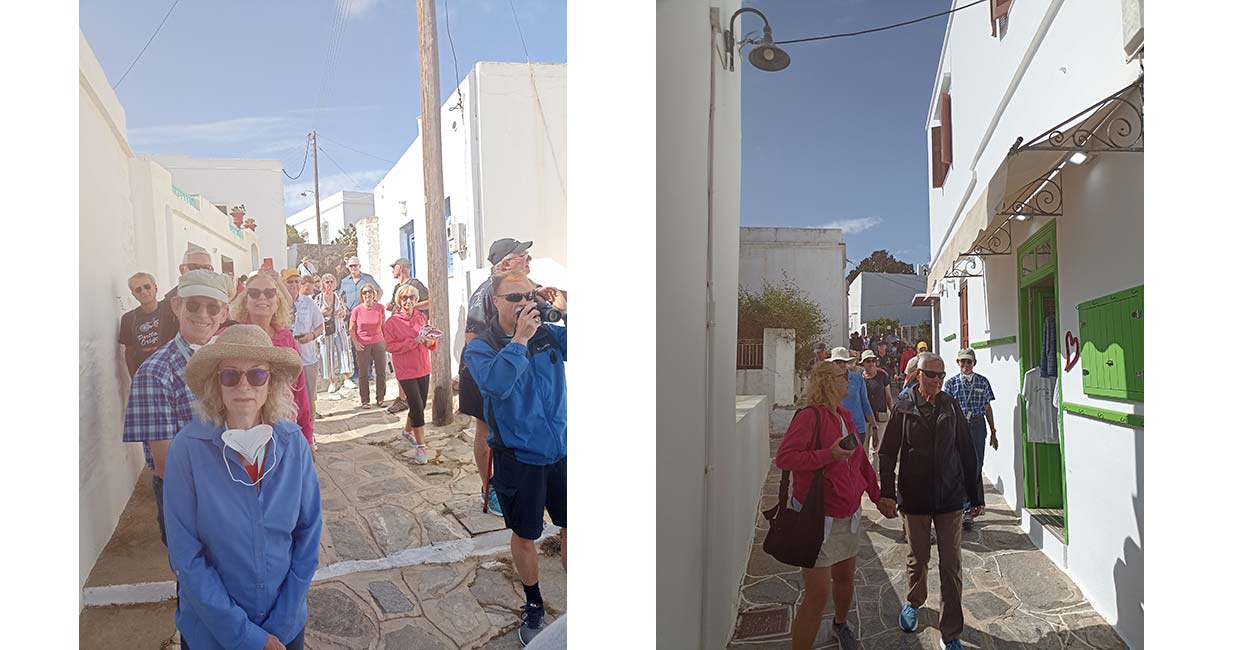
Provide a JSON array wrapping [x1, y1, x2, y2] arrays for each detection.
[[1077, 286, 1143, 401]]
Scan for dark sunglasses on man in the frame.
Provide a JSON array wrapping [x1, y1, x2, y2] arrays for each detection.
[[498, 291, 538, 303], [919, 369, 947, 380], [185, 263, 214, 272], [184, 299, 222, 316], [130, 283, 153, 294], [218, 368, 271, 387]]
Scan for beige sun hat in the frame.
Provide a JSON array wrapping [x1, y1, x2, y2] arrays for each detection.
[[827, 346, 853, 363], [860, 349, 878, 362], [184, 324, 303, 398]]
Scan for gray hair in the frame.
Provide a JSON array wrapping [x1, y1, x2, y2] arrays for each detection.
[[127, 272, 156, 288], [917, 352, 944, 369]]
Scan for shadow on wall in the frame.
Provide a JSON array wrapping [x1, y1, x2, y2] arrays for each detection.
[[1008, 400, 1026, 513], [1113, 425, 1143, 648]]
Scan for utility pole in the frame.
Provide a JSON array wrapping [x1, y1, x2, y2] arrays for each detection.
[[416, 0, 453, 426], [311, 129, 323, 245]]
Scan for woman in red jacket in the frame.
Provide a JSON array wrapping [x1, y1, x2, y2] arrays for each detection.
[[382, 284, 436, 465], [775, 361, 884, 650]]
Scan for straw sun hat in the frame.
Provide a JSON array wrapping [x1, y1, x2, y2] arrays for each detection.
[[184, 325, 303, 398]]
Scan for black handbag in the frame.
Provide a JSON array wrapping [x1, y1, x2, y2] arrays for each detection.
[[761, 407, 827, 568]]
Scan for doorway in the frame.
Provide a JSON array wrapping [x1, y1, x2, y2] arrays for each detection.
[[1016, 222, 1067, 542]]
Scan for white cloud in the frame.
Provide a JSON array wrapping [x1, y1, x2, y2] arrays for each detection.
[[818, 217, 883, 234], [284, 168, 389, 215], [346, 0, 383, 17], [129, 116, 297, 147]]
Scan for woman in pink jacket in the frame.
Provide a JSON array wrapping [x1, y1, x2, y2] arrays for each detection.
[[382, 284, 437, 465], [775, 361, 884, 650]]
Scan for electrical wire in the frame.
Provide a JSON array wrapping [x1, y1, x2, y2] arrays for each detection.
[[112, 0, 183, 90], [317, 145, 360, 189], [317, 134, 397, 165], [311, 0, 355, 128], [776, 0, 987, 46], [283, 133, 312, 180], [506, 0, 531, 62], [444, 0, 465, 110]]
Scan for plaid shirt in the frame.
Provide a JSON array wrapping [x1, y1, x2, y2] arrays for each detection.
[[122, 334, 197, 470], [944, 372, 995, 422]]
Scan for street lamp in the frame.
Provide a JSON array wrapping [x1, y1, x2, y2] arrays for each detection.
[[725, 8, 791, 73]]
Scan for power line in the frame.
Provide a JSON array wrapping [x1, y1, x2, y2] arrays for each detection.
[[776, 0, 987, 46], [112, 0, 183, 90], [506, 0, 531, 62], [444, 0, 464, 99], [283, 133, 312, 180], [317, 134, 397, 165], [316, 145, 361, 189], [311, 0, 355, 128]]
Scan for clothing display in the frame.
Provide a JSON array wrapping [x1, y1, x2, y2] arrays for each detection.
[[1022, 367, 1059, 443]]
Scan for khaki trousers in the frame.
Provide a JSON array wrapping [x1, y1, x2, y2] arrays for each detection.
[[902, 510, 964, 642]]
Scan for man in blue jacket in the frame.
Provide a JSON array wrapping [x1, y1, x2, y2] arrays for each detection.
[[464, 268, 567, 647]]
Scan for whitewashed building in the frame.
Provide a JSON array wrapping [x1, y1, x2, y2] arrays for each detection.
[[286, 190, 375, 245], [738, 227, 847, 347], [79, 31, 265, 599], [142, 153, 286, 271], [370, 62, 567, 374], [847, 271, 932, 335], [922, 1, 1143, 645]]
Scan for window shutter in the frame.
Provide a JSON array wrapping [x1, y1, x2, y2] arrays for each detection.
[[940, 91, 953, 168], [991, 0, 1014, 36], [931, 126, 946, 188], [959, 279, 969, 348]]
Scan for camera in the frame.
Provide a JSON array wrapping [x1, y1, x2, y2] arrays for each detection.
[[534, 302, 563, 323]]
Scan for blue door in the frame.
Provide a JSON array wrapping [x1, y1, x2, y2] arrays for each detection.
[[400, 220, 417, 273]]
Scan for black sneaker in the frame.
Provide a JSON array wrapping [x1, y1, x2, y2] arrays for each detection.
[[387, 398, 409, 414], [518, 603, 545, 646], [833, 621, 859, 650]]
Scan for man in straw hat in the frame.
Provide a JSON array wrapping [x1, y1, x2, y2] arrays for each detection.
[[123, 269, 231, 547], [165, 324, 321, 650]]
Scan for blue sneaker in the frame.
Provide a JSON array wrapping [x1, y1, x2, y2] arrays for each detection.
[[941, 640, 964, 650], [899, 603, 918, 632], [487, 486, 503, 517]]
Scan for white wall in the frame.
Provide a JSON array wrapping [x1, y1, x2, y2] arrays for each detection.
[[656, 1, 748, 647], [286, 190, 375, 245], [848, 272, 932, 333], [739, 227, 847, 347], [144, 153, 286, 271], [373, 62, 567, 374]]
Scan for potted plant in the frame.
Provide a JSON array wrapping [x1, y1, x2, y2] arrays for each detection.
[[243, 218, 258, 231], [229, 204, 247, 227]]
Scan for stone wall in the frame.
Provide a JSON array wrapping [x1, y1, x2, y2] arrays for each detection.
[[354, 216, 383, 280]]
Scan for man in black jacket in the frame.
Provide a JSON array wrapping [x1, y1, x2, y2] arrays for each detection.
[[877, 352, 980, 650]]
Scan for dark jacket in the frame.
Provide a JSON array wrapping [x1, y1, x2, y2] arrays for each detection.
[[877, 388, 980, 515]]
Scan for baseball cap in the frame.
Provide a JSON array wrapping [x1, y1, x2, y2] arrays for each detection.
[[487, 238, 533, 265], [280, 269, 300, 281], [827, 347, 853, 363], [916, 341, 929, 350], [390, 257, 412, 270], [177, 270, 230, 304], [957, 348, 977, 361]]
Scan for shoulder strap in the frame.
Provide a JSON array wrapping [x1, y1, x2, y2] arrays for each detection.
[[778, 406, 823, 508]]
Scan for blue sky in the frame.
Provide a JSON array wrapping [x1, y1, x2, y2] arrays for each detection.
[[80, 0, 566, 216], [740, 0, 955, 267]]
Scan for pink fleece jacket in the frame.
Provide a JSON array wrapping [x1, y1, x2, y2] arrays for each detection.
[[774, 404, 880, 519], [382, 310, 434, 381], [269, 328, 314, 445]]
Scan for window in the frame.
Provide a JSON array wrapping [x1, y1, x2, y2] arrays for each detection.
[[959, 279, 970, 348], [1077, 286, 1143, 401], [931, 88, 953, 188], [991, 0, 1013, 38], [931, 126, 946, 188]]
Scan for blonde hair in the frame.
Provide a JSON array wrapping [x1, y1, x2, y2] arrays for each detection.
[[803, 361, 847, 408], [229, 271, 292, 331], [192, 362, 299, 427], [394, 284, 420, 312], [491, 269, 532, 295], [321, 272, 337, 284]]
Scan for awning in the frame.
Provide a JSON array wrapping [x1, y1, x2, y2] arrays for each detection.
[[926, 77, 1144, 291], [911, 293, 939, 307]]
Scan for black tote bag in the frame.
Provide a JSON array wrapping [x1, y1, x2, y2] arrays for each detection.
[[761, 407, 827, 568]]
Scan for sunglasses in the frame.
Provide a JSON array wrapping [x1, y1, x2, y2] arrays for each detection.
[[218, 368, 271, 387], [247, 288, 278, 300], [919, 369, 947, 379], [130, 283, 153, 294], [361, 290, 376, 295], [498, 291, 538, 302], [349, 264, 360, 268], [184, 300, 222, 316], [185, 263, 214, 271]]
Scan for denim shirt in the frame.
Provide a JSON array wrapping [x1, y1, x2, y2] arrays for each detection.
[[841, 370, 874, 437], [163, 418, 321, 650]]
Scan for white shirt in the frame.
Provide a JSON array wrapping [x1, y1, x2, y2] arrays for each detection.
[[292, 294, 325, 365], [1022, 368, 1059, 444]]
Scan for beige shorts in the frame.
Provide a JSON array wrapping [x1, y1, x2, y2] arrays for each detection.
[[794, 498, 863, 568]]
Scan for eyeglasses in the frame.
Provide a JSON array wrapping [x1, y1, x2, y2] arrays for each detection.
[[130, 283, 153, 294], [498, 291, 538, 302], [218, 368, 271, 387], [247, 288, 277, 300], [361, 290, 375, 296], [919, 369, 947, 379], [185, 263, 214, 272], [400, 295, 415, 302], [349, 264, 360, 268], [184, 300, 222, 316]]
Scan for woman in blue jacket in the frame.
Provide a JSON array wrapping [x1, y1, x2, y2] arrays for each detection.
[[165, 324, 322, 650]]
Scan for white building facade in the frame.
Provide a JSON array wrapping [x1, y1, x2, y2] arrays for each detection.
[[923, 2, 1143, 646], [143, 153, 286, 272], [847, 272, 932, 334], [286, 190, 375, 245], [79, 31, 264, 599], [371, 62, 567, 374], [738, 227, 847, 348]]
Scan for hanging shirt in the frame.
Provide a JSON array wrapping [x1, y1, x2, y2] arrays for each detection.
[[1041, 316, 1057, 377], [1023, 367, 1059, 443]]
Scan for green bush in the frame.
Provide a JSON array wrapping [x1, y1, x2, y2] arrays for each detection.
[[738, 281, 830, 372]]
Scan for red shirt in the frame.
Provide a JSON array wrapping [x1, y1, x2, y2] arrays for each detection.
[[382, 310, 435, 380], [774, 404, 880, 519], [351, 304, 386, 345]]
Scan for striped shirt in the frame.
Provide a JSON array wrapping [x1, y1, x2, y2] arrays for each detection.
[[122, 334, 197, 470], [944, 372, 995, 422]]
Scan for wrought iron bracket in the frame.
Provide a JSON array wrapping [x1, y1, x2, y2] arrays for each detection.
[[943, 256, 984, 279], [967, 219, 1013, 256], [995, 173, 1063, 219], [1009, 77, 1143, 155]]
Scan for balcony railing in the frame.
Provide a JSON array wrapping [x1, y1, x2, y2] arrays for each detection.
[[736, 339, 764, 370], [172, 185, 199, 209]]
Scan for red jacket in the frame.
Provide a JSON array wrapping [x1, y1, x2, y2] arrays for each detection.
[[382, 310, 435, 381], [774, 404, 880, 519]]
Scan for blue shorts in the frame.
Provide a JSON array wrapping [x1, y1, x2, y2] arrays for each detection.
[[491, 451, 567, 540]]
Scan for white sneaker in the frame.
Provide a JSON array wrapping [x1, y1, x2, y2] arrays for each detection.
[[343, 379, 357, 389], [413, 445, 428, 465], [328, 382, 340, 393]]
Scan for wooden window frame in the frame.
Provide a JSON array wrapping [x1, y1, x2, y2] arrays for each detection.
[[991, 0, 1013, 37], [959, 278, 969, 348]]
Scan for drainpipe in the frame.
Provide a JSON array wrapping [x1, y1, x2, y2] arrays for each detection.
[[701, 16, 719, 648]]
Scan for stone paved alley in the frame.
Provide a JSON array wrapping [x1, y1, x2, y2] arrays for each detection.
[[80, 379, 565, 650], [727, 410, 1128, 650]]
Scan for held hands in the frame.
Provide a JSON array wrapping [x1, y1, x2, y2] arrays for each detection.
[[969, 505, 983, 517], [877, 497, 898, 519]]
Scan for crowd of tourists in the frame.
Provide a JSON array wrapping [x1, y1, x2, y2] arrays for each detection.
[[117, 238, 568, 647], [780, 337, 998, 650]]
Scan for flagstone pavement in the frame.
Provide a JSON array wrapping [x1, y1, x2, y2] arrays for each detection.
[[726, 411, 1129, 650], [80, 379, 565, 650]]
